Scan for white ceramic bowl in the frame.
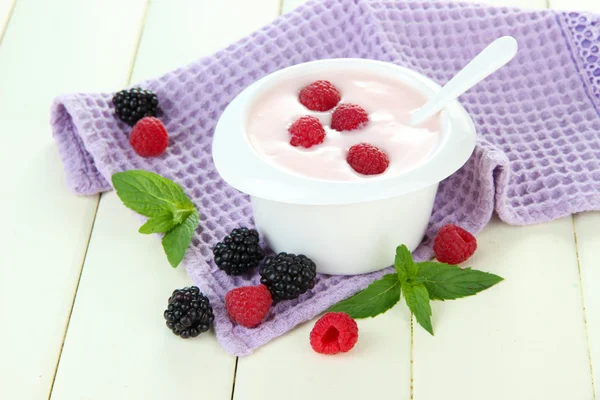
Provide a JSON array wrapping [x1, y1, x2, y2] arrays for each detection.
[[212, 59, 476, 275]]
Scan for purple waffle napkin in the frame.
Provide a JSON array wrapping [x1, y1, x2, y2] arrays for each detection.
[[51, 0, 600, 355]]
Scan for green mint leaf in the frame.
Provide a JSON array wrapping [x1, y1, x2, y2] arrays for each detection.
[[161, 210, 199, 268], [403, 283, 433, 335], [395, 245, 418, 283], [328, 274, 401, 318], [416, 262, 504, 301], [138, 213, 179, 234], [112, 170, 195, 217]]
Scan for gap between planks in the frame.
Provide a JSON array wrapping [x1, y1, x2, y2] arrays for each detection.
[[46, 197, 101, 399], [230, 357, 240, 400], [0, 0, 16, 46], [571, 215, 598, 400], [46, 1, 152, 398], [410, 317, 415, 400]]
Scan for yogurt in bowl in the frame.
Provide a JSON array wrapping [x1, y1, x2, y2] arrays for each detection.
[[212, 59, 476, 275], [246, 69, 442, 181]]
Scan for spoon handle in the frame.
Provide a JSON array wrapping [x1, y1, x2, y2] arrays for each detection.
[[409, 36, 518, 126]]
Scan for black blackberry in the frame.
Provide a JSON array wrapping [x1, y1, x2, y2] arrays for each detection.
[[112, 87, 159, 126], [259, 252, 317, 301], [213, 227, 264, 275], [163, 286, 214, 339]]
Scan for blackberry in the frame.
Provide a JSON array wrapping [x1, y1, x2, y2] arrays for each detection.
[[112, 87, 159, 126], [164, 286, 214, 339], [260, 252, 317, 301], [213, 227, 264, 275]]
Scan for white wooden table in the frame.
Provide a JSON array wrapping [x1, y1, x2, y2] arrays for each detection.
[[0, 0, 598, 399]]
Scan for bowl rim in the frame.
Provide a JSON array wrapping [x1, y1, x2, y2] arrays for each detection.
[[212, 58, 476, 205]]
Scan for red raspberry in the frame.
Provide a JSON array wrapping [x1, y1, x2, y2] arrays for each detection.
[[225, 284, 272, 328], [298, 80, 341, 111], [310, 312, 358, 355], [347, 143, 389, 175], [433, 224, 477, 265], [288, 116, 326, 148], [331, 104, 369, 131], [129, 117, 168, 157]]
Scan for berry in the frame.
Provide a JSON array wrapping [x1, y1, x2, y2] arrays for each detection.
[[298, 80, 341, 112], [347, 143, 389, 175], [288, 116, 326, 148], [163, 286, 214, 339], [129, 117, 168, 157], [225, 284, 273, 328], [259, 252, 317, 301], [112, 87, 159, 126], [310, 312, 358, 355], [213, 227, 264, 275], [331, 104, 369, 131], [433, 224, 477, 265]]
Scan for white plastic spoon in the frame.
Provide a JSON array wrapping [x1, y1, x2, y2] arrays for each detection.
[[409, 36, 518, 126]]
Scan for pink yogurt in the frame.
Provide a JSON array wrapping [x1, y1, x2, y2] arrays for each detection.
[[246, 70, 442, 182]]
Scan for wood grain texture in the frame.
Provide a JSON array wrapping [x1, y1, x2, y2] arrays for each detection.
[[0, 1, 147, 399]]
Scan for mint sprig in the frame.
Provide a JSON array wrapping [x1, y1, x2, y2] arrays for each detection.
[[329, 274, 401, 318], [329, 244, 503, 335], [112, 170, 199, 268]]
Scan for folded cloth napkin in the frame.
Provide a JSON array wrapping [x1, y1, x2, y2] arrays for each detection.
[[51, 0, 600, 355]]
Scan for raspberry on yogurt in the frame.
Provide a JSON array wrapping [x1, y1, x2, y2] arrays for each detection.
[[331, 103, 369, 132], [347, 143, 389, 175], [298, 80, 341, 112], [288, 116, 326, 148]]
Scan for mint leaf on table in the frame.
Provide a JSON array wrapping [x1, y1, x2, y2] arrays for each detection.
[[325, 242, 504, 336], [112, 170, 199, 268], [416, 262, 504, 301], [394, 244, 418, 283], [403, 283, 433, 335], [112, 170, 195, 217], [162, 210, 199, 268], [328, 274, 401, 318]]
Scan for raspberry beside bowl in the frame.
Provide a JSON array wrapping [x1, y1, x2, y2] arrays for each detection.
[[212, 59, 476, 275]]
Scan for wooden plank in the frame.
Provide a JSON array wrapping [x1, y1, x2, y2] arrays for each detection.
[[573, 212, 600, 398], [281, 0, 306, 14], [131, 0, 281, 80], [233, 305, 412, 400], [549, 0, 600, 12], [0, 1, 147, 399], [458, 0, 546, 6], [50, 0, 279, 399], [412, 218, 594, 400]]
